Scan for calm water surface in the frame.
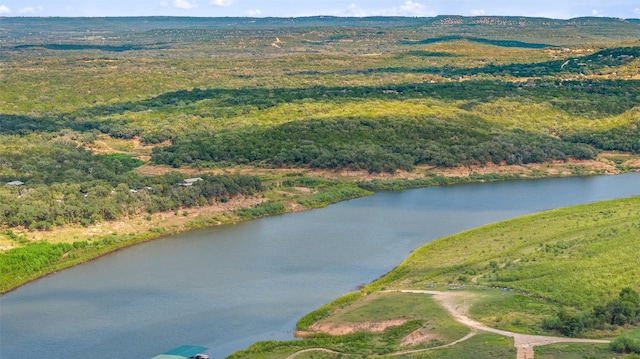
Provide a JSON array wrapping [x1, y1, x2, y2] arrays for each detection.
[[2, 173, 640, 358]]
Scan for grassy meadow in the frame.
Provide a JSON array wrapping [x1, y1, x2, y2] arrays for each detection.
[[372, 197, 640, 308]]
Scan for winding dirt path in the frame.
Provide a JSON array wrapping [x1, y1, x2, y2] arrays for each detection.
[[398, 290, 611, 359], [286, 290, 610, 359], [285, 348, 340, 359]]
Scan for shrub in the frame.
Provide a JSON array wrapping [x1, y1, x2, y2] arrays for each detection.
[[235, 201, 286, 219], [611, 336, 640, 354]]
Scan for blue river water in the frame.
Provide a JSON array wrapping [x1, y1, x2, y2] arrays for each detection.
[[2, 173, 640, 358]]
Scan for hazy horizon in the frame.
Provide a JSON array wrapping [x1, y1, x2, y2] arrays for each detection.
[[1, 1, 639, 20]]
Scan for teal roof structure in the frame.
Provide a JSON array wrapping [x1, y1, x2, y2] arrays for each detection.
[[150, 345, 208, 359]]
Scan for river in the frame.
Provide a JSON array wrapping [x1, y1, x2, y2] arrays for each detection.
[[2, 173, 640, 358]]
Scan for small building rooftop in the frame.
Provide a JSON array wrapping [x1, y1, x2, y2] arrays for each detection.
[[150, 345, 209, 359], [6, 181, 24, 186], [179, 178, 204, 186]]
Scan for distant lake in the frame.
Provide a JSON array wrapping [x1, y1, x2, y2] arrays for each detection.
[[2, 173, 640, 359]]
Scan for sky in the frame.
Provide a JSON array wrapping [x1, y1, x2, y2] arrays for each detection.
[[0, 0, 639, 19]]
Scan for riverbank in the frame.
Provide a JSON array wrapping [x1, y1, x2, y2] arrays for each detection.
[[6, 169, 640, 359], [0, 153, 635, 295], [230, 191, 640, 358]]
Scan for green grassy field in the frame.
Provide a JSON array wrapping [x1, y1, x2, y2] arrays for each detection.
[[373, 197, 640, 309], [398, 334, 516, 359], [281, 333, 517, 359], [534, 342, 614, 359]]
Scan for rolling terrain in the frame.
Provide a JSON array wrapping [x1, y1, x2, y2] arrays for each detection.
[[1, 15, 640, 357]]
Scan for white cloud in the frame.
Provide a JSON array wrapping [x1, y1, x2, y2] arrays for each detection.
[[345, 3, 367, 16], [19, 6, 44, 14], [210, 0, 233, 6], [160, 1, 169, 7], [344, 1, 434, 17], [399, 1, 427, 15], [471, 9, 486, 16], [0, 5, 11, 14], [591, 9, 605, 17], [173, 0, 198, 9], [247, 9, 261, 16], [634, 8, 640, 15]]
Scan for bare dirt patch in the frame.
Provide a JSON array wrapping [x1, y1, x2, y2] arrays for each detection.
[[292, 186, 313, 193], [87, 136, 167, 158], [400, 328, 445, 347], [624, 158, 640, 168], [134, 163, 227, 177], [0, 237, 15, 251], [297, 319, 408, 337], [437, 158, 619, 178], [437, 163, 529, 177], [131, 154, 629, 185]]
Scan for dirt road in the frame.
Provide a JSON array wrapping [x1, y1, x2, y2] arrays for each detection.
[[286, 289, 610, 359], [398, 290, 611, 359]]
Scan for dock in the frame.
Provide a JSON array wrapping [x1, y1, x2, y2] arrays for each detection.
[[151, 345, 210, 359]]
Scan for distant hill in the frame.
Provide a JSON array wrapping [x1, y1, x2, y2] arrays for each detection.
[[2, 16, 640, 46], [423, 15, 637, 26]]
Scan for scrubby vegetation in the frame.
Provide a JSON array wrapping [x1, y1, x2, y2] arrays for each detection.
[[1, 25, 633, 213], [0, 170, 263, 229], [235, 201, 286, 219], [151, 113, 598, 171], [2, 16, 640, 356], [543, 288, 640, 337], [610, 335, 640, 355], [0, 232, 153, 292]]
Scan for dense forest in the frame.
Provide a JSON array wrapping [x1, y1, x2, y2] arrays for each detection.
[[151, 115, 597, 172]]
